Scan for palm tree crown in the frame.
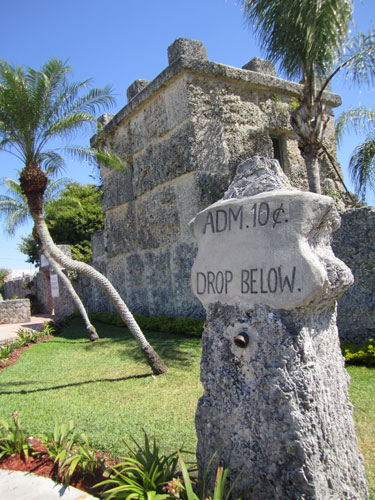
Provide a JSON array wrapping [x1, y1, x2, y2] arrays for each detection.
[[0, 58, 122, 182], [242, 0, 375, 195], [243, 0, 352, 87]]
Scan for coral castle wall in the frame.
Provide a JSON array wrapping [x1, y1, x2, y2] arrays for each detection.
[[82, 38, 342, 318]]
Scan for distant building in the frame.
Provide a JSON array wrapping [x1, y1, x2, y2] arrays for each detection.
[[6, 269, 36, 281]]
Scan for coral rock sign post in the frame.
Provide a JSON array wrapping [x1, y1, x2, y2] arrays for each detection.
[[190, 157, 368, 500]]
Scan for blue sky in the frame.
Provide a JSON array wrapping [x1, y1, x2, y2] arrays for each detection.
[[1, 0, 374, 270]]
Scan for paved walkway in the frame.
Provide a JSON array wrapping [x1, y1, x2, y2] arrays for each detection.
[[0, 470, 99, 499], [0, 314, 56, 344]]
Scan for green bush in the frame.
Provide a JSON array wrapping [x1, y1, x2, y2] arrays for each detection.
[[341, 338, 375, 367], [96, 432, 180, 500], [90, 312, 204, 338]]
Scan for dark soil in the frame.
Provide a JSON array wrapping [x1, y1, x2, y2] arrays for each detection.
[[0, 438, 112, 498]]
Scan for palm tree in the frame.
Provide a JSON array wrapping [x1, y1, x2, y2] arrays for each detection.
[[0, 176, 100, 341], [241, 0, 375, 194], [0, 176, 68, 234], [336, 105, 375, 200], [0, 58, 167, 375]]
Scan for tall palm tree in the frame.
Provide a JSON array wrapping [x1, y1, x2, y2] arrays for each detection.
[[241, 0, 375, 194], [0, 58, 167, 375], [336, 105, 375, 200], [0, 176, 100, 341]]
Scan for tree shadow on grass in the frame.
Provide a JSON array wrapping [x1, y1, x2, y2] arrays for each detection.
[[57, 319, 202, 369], [0, 373, 152, 396]]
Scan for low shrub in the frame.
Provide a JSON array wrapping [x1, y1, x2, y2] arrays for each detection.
[[97, 432, 180, 500], [0, 343, 12, 361], [16, 328, 39, 346], [341, 338, 375, 367], [0, 412, 32, 460], [90, 312, 205, 338], [39, 420, 104, 487]]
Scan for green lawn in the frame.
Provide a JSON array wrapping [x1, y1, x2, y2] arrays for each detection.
[[0, 318, 202, 457], [0, 318, 373, 495], [347, 365, 375, 498]]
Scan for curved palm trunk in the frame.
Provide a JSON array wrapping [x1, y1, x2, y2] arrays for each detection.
[[20, 164, 167, 374], [33, 221, 99, 341], [33, 214, 167, 375], [43, 248, 99, 341]]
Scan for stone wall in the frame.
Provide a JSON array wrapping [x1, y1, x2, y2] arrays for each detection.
[[3, 276, 35, 300], [0, 299, 30, 324], [333, 206, 375, 343], [82, 38, 343, 319]]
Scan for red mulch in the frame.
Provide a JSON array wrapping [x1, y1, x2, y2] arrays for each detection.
[[0, 438, 112, 497]]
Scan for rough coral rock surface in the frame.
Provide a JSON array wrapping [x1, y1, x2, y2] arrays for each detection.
[[192, 157, 368, 500], [333, 206, 375, 343]]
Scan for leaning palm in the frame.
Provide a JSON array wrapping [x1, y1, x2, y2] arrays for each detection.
[[242, 0, 375, 194], [0, 176, 99, 341], [0, 58, 167, 374]]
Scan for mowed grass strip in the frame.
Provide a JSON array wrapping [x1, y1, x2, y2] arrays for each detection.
[[0, 318, 373, 495], [0, 317, 202, 457], [347, 365, 375, 499]]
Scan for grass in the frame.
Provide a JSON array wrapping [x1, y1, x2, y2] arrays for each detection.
[[0, 317, 374, 495], [0, 317, 202, 458], [347, 365, 375, 498]]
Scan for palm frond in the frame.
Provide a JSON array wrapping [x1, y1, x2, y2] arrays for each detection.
[[64, 145, 128, 171], [339, 27, 375, 88], [47, 112, 96, 138], [241, 0, 352, 82], [39, 58, 71, 97], [60, 85, 115, 118], [40, 150, 66, 176], [0, 137, 12, 151], [0, 175, 72, 234], [1, 176, 22, 191], [0, 195, 29, 234], [40, 79, 91, 132], [349, 135, 375, 199], [45, 178, 71, 202], [0, 195, 25, 212], [336, 105, 375, 144]]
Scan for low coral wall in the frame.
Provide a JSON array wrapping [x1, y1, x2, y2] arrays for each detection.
[[333, 206, 375, 343], [0, 299, 31, 324], [3, 277, 35, 300]]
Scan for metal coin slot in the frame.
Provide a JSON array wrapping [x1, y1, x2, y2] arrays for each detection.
[[234, 333, 249, 348]]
